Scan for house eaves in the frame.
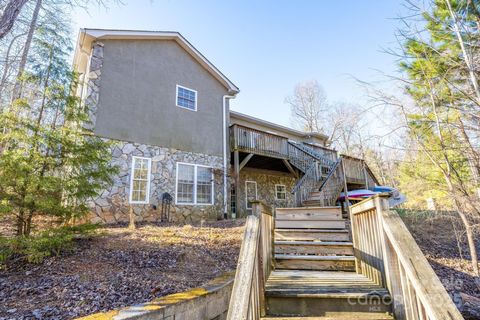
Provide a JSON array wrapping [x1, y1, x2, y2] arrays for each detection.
[[230, 110, 330, 142]]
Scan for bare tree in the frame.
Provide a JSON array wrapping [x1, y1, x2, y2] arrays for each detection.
[[285, 80, 328, 133], [0, 0, 29, 40]]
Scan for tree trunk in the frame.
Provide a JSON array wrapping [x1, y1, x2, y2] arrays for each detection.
[[0, 0, 29, 40], [454, 199, 479, 276], [12, 0, 41, 101], [128, 206, 136, 230], [16, 208, 25, 236], [0, 32, 25, 104]]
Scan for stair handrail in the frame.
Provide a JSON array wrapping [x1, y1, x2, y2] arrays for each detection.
[[350, 195, 463, 320], [227, 202, 274, 320], [291, 160, 323, 206], [309, 157, 345, 207], [288, 140, 335, 168]]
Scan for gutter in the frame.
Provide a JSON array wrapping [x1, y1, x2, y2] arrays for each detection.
[[223, 95, 236, 219]]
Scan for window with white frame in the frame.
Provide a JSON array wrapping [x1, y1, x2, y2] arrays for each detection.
[[275, 184, 287, 200], [129, 157, 152, 204], [176, 163, 213, 205], [176, 85, 197, 111]]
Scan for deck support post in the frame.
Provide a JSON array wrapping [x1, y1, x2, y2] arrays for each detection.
[[234, 149, 241, 218], [341, 157, 350, 218]]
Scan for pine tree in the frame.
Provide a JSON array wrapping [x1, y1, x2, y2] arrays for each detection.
[[0, 11, 117, 236], [398, 0, 480, 276]]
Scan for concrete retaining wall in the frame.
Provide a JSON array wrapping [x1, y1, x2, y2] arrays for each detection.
[[77, 273, 234, 320]]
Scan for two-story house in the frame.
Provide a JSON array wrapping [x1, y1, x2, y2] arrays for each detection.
[[73, 29, 378, 224]]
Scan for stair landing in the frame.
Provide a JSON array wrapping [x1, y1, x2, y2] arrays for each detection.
[[266, 270, 387, 295]]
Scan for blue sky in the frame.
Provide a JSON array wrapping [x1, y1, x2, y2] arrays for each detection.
[[72, 1, 405, 128]]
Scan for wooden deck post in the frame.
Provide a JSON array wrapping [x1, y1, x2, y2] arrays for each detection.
[[234, 150, 241, 219]]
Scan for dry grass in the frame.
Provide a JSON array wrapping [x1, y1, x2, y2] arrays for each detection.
[[0, 220, 245, 319]]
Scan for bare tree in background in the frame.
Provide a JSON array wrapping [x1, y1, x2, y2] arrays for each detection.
[[0, 0, 29, 40], [285, 80, 327, 133]]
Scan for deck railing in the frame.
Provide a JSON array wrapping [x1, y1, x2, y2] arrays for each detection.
[[342, 155, 366, 184], [316, 158, 345, 206], [292, 161, 322, 206], [287, 142, 319, 173], [309, 144, 338, 163], [350, 195, 463, 320], [231, 125, 289, 159], [227, 202, 274, 320]]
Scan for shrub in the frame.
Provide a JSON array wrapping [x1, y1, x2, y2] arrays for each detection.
[[0, 223, 99, 267]]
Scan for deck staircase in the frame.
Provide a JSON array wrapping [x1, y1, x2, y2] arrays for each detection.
[[265, 206, 392, 319], [226, 198, 464, 320]]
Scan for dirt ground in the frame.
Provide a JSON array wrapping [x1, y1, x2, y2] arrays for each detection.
[[399, 210, 480, 319], [0, 220, 244, 320]]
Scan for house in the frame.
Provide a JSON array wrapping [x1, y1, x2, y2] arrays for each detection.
[[73, 29, 378, 224]]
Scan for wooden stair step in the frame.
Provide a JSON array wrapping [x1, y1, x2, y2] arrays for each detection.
[[275, 254, 355, 271], [275, 229, 350, 242], [275, 241, 354, 255], [275, 219, 346, 229], [261, 315, 394, 320], [276, 207, 342, 220]]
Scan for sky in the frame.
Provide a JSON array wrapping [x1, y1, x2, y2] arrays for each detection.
[[72, 0, 406, 128]]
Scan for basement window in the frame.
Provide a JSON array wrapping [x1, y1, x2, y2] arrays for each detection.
[[275, 184, 287, 200], [176, 163, 213, 205], [176, 85, 197, 111], [129, 157, 152, 204]]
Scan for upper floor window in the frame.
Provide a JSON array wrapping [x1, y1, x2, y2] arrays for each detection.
[[176, 85, 197, 111], [129, 156, 152, 204]]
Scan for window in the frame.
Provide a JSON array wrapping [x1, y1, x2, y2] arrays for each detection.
[[176, 85, 197, 111], [129, 157, 152, 204], [245, 181, 257, 210], [275, 184, 287, 200], [176, 163, 213, 205], [230, 187, 236, 215]]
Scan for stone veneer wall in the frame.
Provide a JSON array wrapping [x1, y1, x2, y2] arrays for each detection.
[[83, 41, 104, 131], [90, 140, 225, 224], [236, 167, 296, 217]]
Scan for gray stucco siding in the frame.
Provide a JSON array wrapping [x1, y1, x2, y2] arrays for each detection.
[[94, 39, 229, 156]]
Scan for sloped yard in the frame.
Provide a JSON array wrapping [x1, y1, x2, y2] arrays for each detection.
[[399, 210, 480, 319], [0, 221, 244, 320]]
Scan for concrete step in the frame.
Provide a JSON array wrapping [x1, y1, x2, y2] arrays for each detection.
[[275, 229, 350, 242], [266, 292, 391, 317], [275, 241, 354, 256], [275, 219, 346, 230], [275, 207, 342, 221], [275, 254, 355, 271]]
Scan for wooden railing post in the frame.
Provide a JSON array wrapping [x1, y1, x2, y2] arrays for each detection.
[[227, 201, 274, 320]]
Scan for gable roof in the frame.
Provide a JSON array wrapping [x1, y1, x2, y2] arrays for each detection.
[[73, 28, 239, 95]]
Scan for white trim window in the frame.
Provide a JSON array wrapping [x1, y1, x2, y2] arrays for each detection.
[[176, 163, 214, 205], [245, 181, 257, 210], [129, 156, 152, 204], [275, 184, 287, 200], [176, 85, 197, 111]]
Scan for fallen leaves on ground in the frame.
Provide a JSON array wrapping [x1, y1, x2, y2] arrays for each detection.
[[0, 220, 245, 320]]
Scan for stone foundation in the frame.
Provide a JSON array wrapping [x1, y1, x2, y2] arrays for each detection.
[[236, 167, 296, 217], [90, 140, 224, 224]]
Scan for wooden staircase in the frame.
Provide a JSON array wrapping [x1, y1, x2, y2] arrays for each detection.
[[227, 198, 464, 320], [274, 207, 354, 272], [265, 207, 392, 319]]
